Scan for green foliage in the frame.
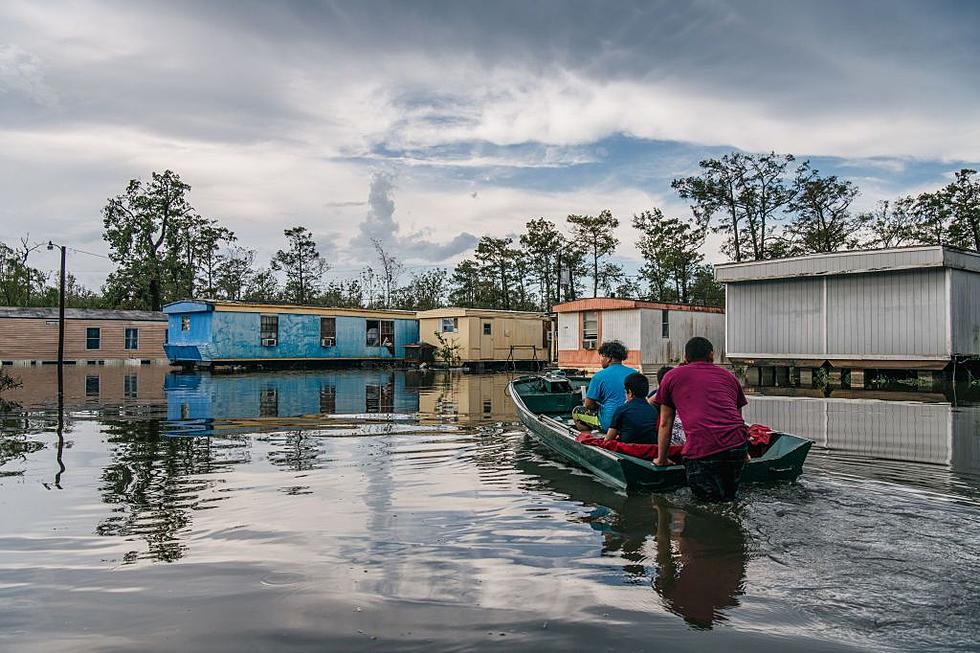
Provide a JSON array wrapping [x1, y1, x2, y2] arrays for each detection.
[[320, 278, 365, 308], [215, 246, 255, 301], [567, 210, 619, 297], [0, 369, 22, 411], [0, 240, 47, 306], [783, 165, 862, 255], [672, 152, 796, 261], [243, 268, 281, 303], [890, 169, 980, 251], [633, 208, 705, 303], [520, 217, 565, 309], [272, 226, 328, 305], [433, 331, 461, 367], [102, 170, 234, 310], [393, 269, 447, 310]]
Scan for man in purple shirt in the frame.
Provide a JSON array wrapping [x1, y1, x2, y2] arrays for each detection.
[[650, 337, 749, 502]]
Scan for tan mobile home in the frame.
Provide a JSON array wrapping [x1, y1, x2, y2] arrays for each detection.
[[416, 308, 551, 370], [0, 307, 168, 365]]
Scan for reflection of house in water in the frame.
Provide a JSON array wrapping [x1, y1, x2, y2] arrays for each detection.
[[164, 370, 420, 422], [417, 372, 514, 420], [744, 394, 980, 472], [1, 364, 170, 410]]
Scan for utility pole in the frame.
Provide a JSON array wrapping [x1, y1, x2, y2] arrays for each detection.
[[47, 242, 66, 402]]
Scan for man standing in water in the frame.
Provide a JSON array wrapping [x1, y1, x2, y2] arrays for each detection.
[[572, 340, 635, 433], [651, 337, 749, 502]]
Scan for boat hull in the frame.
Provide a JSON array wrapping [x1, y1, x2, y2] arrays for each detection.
[[509, 377, 812, 493]]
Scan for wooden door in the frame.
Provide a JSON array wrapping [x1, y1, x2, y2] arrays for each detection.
[[480, 320, 494, 359]]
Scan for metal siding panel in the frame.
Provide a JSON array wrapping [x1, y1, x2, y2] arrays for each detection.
[[728, 278, 822, 356], [557, 312, 579, 350], [951, 270, 980, 355], [827, 268, 946, 357], [601, 309, 641, 350]]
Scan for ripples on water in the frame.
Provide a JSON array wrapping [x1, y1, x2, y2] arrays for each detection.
[[1, 368, 979, 652]]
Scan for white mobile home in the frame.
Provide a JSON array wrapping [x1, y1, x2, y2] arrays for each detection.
[[553, 298, 726, 373], [715, 246, 980, 380]]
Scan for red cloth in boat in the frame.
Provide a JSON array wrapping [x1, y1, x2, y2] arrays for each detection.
[[747, 424, 773, 446], [576, 433, 684, 461]]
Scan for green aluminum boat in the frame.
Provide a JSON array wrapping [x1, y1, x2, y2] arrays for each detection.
[[508, 374, 813, 493]]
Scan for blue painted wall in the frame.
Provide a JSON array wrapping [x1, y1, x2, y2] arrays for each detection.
[[164, 370, 420, 423], [163, 307, 420, 362]]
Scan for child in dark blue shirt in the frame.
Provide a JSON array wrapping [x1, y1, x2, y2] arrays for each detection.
[[605, 373, 659, 445]]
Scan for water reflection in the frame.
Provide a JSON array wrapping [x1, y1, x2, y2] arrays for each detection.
[[517, 449, 747, 630], [96, 418, 250, 562], [0, 364, 170, 412], [3, 368, 980, 652], [744, 393, 980, 476]]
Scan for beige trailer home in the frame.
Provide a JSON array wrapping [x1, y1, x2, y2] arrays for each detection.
[[0, 307, 169, 365], [416, 308, 551, 370]]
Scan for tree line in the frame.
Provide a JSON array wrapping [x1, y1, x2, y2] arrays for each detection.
[[3, 155, 978, 312]]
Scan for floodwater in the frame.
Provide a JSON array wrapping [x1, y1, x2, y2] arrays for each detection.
[[1, 367, 979, 652]]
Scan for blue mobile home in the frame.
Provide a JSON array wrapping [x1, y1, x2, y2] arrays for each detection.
[[163, 300, 419, 367]]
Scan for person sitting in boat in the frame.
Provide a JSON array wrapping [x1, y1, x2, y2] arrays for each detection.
[[604, 372, 658, 444], [571, 340, 636, 432], [650, 366, 686, 446], [651, 337, 749, 503]]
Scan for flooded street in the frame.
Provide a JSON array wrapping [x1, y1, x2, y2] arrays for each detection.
[[1, 368, 979, 652]]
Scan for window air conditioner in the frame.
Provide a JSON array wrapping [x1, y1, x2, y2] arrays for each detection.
[[321, 337, 336, 347], [261, 338, 278, 347], [583, 339, 597, 350]]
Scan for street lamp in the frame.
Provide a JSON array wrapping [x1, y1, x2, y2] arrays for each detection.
[[47, 241, 66, 402]]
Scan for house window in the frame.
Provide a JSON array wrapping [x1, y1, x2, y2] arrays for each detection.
[[483, 322, 492, 336], [662, 309, 669, 338], [320, 317, 336, 347], [124, 374, 138, 399], [261, 315, 279, 346], [380, 320, 395, 352], [85, 374, 100, 397], [125, 328, 139, 350], [367, 319, 395, 349], [86, 327, 101, 350], [180, 315, 190, 331], [259, 386, 278, 417], [441, 318, 458, 333], [582, 311, 598, 348], [366, 320, 380, 346]]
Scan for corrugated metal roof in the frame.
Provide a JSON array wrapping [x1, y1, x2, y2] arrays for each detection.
[[416, 307, 550, 319], [0, 307, 167, 321], [714, 245, 980, 282], [163, 299, 416, 318], [553, 298, 724, 314]]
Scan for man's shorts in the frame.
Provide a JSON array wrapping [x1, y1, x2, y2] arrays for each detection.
[[684, 444, 748, 502], [571, 406, 600, 430]]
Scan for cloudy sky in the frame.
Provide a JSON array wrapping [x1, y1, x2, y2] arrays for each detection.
[[2, 0, 979, 287]]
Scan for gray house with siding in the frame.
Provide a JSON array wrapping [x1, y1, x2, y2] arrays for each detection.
[[714, 246, 980, 383]]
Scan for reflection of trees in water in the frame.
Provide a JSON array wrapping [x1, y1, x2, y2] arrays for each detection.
[[0, 409, 73, 470], [96, 419, 248, 563], [266, 429, 321, 471], [515, 443, 747, 629]]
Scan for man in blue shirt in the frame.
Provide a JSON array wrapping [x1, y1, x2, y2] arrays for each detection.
[[571, 340, 636, 432]]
